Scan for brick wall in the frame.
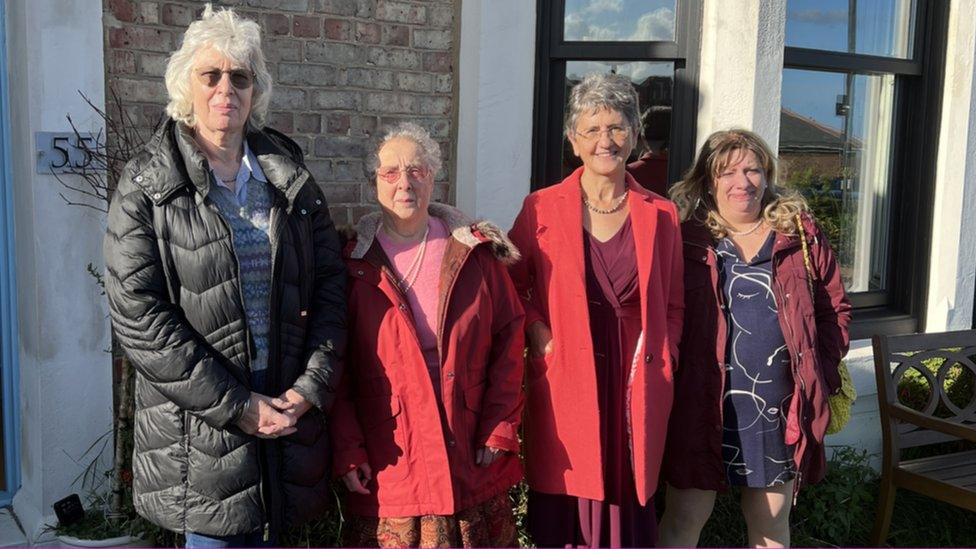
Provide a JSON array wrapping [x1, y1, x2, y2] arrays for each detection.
[[103, 0, 459, 224]]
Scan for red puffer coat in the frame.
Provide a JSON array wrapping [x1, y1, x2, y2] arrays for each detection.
[[331, 203, 525, 517], [662, 213, 851, 491]]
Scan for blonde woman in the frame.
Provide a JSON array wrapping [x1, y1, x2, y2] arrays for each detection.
[[659, 129, 851, 547]]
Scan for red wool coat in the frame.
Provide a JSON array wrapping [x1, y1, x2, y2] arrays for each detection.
[[508, 167, 684, 505], [662, 214, 852, 491], [330, 204, 526, 517]]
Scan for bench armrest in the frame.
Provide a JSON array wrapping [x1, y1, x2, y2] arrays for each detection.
[[889, 403, 976, 443]]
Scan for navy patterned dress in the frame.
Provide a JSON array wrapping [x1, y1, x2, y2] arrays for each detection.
[[717, 232, 796, 488]]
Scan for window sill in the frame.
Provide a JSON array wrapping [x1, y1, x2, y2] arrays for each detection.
[[849, 307, 917, 341]]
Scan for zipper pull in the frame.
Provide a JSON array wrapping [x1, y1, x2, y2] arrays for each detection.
[[263, 522, 271, 542]]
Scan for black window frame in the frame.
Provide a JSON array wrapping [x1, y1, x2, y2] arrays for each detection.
[[782, 0, 949, 339], [531, 0, 703, 191]]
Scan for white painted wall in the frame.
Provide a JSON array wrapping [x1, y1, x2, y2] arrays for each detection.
[[924, 0, 976, 333], [455, 0, 535, 229], [6, 0, 111, 541], [695, 0, 787, 152]]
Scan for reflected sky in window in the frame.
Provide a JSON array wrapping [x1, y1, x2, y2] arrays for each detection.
[[564, 0, 676, 42], [786, 0, 915, 58]]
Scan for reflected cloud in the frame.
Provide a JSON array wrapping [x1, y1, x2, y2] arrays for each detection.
[[630, 8, 675, 41], [789, 9, 847, 25], [582, 0, 624, 14]]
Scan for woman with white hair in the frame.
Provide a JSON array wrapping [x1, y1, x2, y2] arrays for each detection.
[[509, 72, 684, 547], [331, 122, 525, 547], [103, 5, 346, 547]]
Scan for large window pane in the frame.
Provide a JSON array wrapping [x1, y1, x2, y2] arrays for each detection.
[[786, 0, 915, 59], [564, 0, 676, 42], [562, 61, 674, 183], [779, 68, 896, 293]]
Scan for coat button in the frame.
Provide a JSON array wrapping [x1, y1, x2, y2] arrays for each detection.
[[446, 372, 455, 379], [357, 270, 364, 276], [398, 303, 407, 311], [152, 192, 161, 200], [447, 440, 456, 447], [315, 199, 322, 205], [135, 175, 143, 183], [300, 208, 307, 215], [644, 353, 653, 363]]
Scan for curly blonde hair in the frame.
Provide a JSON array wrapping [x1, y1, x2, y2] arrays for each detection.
[[670, 128, 808, 238]]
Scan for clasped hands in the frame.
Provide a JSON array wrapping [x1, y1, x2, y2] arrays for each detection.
[[236, 388, 312, 439]]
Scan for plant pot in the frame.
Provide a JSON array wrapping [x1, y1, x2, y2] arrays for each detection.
[[56, 533, 152, 548]]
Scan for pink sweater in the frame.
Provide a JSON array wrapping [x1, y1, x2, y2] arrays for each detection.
[[375, 217, 449, 377]]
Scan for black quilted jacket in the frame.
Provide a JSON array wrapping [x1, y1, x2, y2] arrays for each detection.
[[103, 119, 346, 536]]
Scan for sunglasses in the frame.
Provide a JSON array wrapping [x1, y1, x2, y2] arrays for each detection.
[[377, 166, 429, 183], [196, 68, 254, 89]]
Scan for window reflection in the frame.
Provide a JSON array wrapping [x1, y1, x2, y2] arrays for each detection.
[[779, 68, 896, 293], [564, 0, 676, 42], [786, 0, 915, 58], [562, 61, 674, 190]]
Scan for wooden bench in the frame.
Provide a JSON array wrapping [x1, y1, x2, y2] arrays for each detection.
[[872, 330, 976, 546]]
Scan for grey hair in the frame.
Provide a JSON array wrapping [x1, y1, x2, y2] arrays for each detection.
[[564, 73, 642, 140], [164, 3, 272, 128], [369, 122, 443, 176]]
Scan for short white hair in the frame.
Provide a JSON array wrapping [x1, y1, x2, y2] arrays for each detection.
[[369, 122, 443, 176], [564, 72, 642, 140], [164, 4, 272, 128]]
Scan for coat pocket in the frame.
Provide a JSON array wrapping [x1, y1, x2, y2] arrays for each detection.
[[359, 393, 409, 482]]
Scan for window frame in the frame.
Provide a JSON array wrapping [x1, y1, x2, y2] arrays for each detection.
[[531, 0, 703, 191], [781, 0, 949, 339]]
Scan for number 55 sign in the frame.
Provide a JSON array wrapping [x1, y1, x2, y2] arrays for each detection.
[[35, 131, 100, 174]]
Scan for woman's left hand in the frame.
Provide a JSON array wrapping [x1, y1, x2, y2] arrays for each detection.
[[475, 445, 505, 467], [271, 389, 314, 421]]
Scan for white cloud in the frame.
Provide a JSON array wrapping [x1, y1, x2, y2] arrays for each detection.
[[564, 10, 622, 41], [583, 0, 624, 14], [628, 7, 675, 41], [789, 9, 847, 25]]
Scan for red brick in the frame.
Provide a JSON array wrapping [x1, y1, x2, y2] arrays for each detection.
[[324, 19, 352, 41], [423, 51, 452, 73], [107, 0, 136, 22], [160, 3, 195, 27], [381, 24, 409, 47], [268, 111, 295, 134], [107, 50, 136, 75], [326, 113, 351, 134], [293, 15, 321, 38], [109, 27, 173, 53], [355, 22, 381, 44], [265, 13, 291, 36]]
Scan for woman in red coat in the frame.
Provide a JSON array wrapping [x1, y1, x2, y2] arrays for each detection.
[[659, 129, 851, 547], [509, 73, 684, 548], [330, 122, 525, 547]]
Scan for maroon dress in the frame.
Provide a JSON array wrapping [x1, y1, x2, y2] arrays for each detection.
[[527, 218, 657, 548]]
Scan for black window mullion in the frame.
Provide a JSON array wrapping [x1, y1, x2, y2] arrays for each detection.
[[552, 42, 681, 61], [784, 47, 921, 76]]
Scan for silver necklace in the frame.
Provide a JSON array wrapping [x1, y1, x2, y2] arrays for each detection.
[[726, 218, 764, 236], [582, 193, 628, 214]]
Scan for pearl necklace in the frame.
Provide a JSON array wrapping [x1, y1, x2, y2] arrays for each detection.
[[386, 223, 430, 291], [726, 218, 764, 236], [582, 193, 628, 214]]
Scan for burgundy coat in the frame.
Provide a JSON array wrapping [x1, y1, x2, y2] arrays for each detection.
[[509, 168, 684, 505], [662, 213, 851, 491], [331, 204, 525, 517]]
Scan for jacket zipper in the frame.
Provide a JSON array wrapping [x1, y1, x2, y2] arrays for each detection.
[[686, 240, 729, 477], [772, 252, 807, 502], [210, 197, 270, 535], [266, 192, 287, 537]]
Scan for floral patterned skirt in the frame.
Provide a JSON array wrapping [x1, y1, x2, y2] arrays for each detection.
[[343, 492, 517, 548]]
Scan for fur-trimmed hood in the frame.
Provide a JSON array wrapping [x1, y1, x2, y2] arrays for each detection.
[[348, 202, 521, 264]]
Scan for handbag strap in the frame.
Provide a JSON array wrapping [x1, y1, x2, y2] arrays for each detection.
[[795, 214, 815, 299]]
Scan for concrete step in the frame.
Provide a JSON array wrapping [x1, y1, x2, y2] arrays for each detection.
[[0, 508, 27, 548]]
